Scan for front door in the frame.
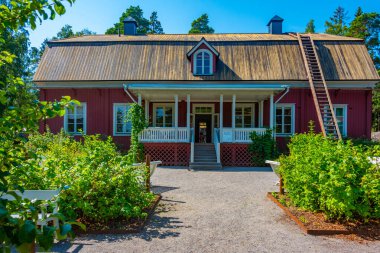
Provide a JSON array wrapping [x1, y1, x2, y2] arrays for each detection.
[[195, 114, 212, 143]]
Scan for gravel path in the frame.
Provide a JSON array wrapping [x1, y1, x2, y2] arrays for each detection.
[[53, 167, 380, 253]]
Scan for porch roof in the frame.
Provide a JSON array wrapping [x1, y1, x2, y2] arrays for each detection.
[[128, 83, 285, 101]]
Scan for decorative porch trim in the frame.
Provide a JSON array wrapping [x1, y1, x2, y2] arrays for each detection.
[[144, 143, 190, 166]]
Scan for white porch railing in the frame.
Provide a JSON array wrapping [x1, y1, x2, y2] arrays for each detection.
[[190, 128, 195, 163], [216, 128, 267, 143], [213, 128, 221, 163], [140, 127, 189, 143]]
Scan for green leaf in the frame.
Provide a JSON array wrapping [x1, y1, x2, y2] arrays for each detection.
[[53, 2, 66, 15], [67, 221, 86, 231], [18, 220, 36, 243], [36, 226, 55, 251], [59, 223, 72, 236]]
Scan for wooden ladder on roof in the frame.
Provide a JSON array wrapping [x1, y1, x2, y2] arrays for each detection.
[[296, 33, 342, 139]]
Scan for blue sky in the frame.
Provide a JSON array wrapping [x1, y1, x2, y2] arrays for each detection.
[[29, 0, 380, 47]]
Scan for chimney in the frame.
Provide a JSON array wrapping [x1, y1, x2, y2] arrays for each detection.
[[267, 15, 284, 34], [123, 16, 137, 35]]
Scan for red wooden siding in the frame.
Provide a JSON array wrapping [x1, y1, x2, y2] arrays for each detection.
[[40, 88, 133, 149], [40, 88, 372, 152]]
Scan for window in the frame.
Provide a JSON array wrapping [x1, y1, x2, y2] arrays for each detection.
[[332, 105, 347, 136], [64, 103, 86, 135], [235, 105, 254, 128], [113, 103, 132, 136], [195, 106, 213, 114], [275, 104, 295, 136], [194, 50, 213, 75], [153, 104, 174, 127]]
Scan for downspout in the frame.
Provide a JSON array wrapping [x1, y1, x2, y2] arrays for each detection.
[[275, 85, 290, 104], [123, 84, 137, 103], [273, 85, 290, 139]]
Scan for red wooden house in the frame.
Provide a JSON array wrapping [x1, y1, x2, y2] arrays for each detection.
[[34, 16, 379, 168]]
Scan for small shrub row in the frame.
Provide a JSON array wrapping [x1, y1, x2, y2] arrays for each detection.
[[279, 129, 380, 220], [249, 128, 278, 166], [10, 131, 154, 223]]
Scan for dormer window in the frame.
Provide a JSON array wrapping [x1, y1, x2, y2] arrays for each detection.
[[187, 37, 220, 76], [194, 50, 212, 75]]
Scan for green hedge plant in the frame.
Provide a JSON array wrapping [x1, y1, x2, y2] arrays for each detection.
[[12, 131, 155, 223], [249, 128, 278, 166], [279, 127, 380, 220]]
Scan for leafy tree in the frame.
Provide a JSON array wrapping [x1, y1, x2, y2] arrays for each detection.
[[106, 5, 164, 35], [325, 6, 349, 35], [0, 0, 83, 251], [38, 24, 95, 60], [189, 13, 215, 34], [148, 11, 164, 34], [346, 10, 380, 69], [305, 19, 315, 33], [355, 7, 363, 18]]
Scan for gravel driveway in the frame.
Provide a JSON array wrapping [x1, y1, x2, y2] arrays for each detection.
[[53, 167, 380, 253]]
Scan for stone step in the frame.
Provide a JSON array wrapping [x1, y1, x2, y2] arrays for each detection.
[[194, 158, 217, 162], [189, 162, 222, 170]]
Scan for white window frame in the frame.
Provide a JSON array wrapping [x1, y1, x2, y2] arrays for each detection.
[[153, 103, 175, 127], [275, 103, 295, 136], [235, 104, 255, 128], [113, 103, 132, 136], [332, 104, 348, 137], [193, 49, 213, 75], [64, 102, 87, 135]]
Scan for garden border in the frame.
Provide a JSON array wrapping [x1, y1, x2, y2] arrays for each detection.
[[267, 192, 352, 236], [77, 194, 162, 235]]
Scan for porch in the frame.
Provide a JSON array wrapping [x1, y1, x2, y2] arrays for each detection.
[[127, 83, 285, 166]]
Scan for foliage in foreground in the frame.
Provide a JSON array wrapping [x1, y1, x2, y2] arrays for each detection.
[[1, 1, 82, 251], [279, 129, 380, 220], [249, 129, 278, 166], [10, 131, 155, 223]]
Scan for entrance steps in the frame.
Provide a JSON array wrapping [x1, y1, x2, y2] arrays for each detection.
[[190, 143, 222, 170]]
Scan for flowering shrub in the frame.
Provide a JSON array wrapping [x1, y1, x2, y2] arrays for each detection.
[[10, 131, 154, 222], [279, 129, 380, 220]]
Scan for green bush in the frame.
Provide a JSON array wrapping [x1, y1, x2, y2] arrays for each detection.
[[279, 130, 380, 220], [249, 128, 278, 166], [10, 131, 154, 222]]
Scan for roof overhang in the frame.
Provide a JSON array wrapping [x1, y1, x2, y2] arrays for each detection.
[[127, 83, 286, 102]]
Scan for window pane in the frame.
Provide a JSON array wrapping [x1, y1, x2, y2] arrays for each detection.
[[165, 107, 173, 127], [204, 66, 210, 75], [276, 115, 282, 125], [284, 108, 291, 116], [244, 107, 252, 114], [156, 107, 164, 126], [244, 116, 252, 128], [236, 116, 243, 128], [196, 66, 203, 75], [284, 125, 291, 134], [68, 123, 75, 133], [335, 108, 343, 117], [284, 116, 291, 124]]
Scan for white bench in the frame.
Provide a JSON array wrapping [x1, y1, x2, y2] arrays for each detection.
[[1, 190, 60, 230], [133, 161, 162, 176]]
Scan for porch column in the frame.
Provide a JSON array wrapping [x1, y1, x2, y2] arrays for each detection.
[[220, 94, 223, 143], [232, 94, 236, 142], [174, 94, 179, 142], [270, 93, 274, 136], [259, 101, 264, 127], [137, 93, 142, 106], [145, 99, 149, 123], [187, 94, 191, 142]]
